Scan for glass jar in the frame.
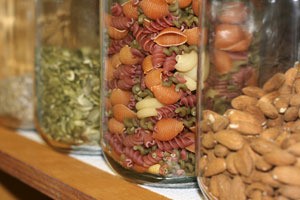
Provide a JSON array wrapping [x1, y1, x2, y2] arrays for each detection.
[[100, 0, 201, 187], [35, 0, 101, 154], [197, 0, 300, 199], [0, 0, 35, 129]]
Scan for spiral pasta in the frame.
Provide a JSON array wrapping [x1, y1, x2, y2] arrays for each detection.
[[155, 133, 194, 151]]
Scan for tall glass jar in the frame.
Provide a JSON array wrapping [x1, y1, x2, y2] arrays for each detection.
[[35, 0, 101, 154], [0, 0, 35, 129], [100, 0, 201, 187], [197, 0, 300, 199]]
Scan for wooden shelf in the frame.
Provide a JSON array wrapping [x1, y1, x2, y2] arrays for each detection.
[[0, 126, 168, 200]]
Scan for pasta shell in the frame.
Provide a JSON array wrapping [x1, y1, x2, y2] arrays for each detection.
[[144, 68, 163, 90], [142, 55, 154, 74], [111, 53, 122, 69], [119, 45, 141, 65], [153, 118, 184, 141], [105, 58, 115, 81], [154, 27, 187, 47], [110, 88, 132, 106], [112, 104, 137, 122], [175, 50, 198, 72], [108, 118, 125, 134], [140, 0, 169, 20], [152, 84, 181, 105], [178, 0, 192, 8], [192, 0, 201, 16], [184, 132, 195, 153], [213, 49, 233, 74], [122, 0, 138, 20], [184, 27, 207, 46], [137, 107, 158, 118], [221, 32, 252, 52], [214, 24, 246, 50], [147, 164, 161, 174], [218, 2, 248, 24], [136, 98, 163, 110], [175, 72, 197, 91], [107, 26, 128, 40], [105, 98, 112, 110]]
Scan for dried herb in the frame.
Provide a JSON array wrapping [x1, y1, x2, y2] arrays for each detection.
[[36, 46, 101, 145]]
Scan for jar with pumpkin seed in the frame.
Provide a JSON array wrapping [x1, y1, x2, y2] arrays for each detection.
[[0, 0, 35, 130], [197, 0, 300, 199], [35, 0, 101, 153], [99, 0, 203, 187]]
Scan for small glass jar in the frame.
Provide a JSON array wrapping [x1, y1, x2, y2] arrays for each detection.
[[35, 0, 101, 154], [0, 0, 35, 129], [100, 0, 201, 187], [197, 0, 300, 199]]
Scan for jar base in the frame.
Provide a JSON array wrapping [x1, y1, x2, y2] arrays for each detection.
[[104, 154, 198, 189]]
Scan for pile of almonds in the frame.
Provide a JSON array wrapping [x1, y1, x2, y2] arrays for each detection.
[[198, 64, 300, 200]]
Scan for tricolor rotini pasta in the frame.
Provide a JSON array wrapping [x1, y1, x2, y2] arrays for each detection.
[[101, 0, 202, 181]]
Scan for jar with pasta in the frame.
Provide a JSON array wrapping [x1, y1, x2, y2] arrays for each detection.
[[35, 0, 101, 154], [197, 0, 300, 199], [0, 0, 35, 129], [99, 0, 204, 187]]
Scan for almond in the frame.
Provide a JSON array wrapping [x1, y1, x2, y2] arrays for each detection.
[[261, 127, 281, 141], [284, 106, 299, 122], [215, 174, 232, 200], [204, 158, 227, 177], [229, 120, 262, 135], [255, 156, 272, 171], [234, 146, 254, 176], [214, 130, 245, 150], [230, 176, 246, 200], [226, 153, 238, 175], [284, 67, 298, 86], [259, 91, 280, 104], [273, 96, 290, 113], [246, 182, 274, 197], [242, 86, 266, 98], [250, 138, 280, 155], [208, 175, 220, 198], [226, 109, 261, 126], [272, 166, 300, 186], [262, 73, 285, 92], [201, 132, 216, 149], [295, 78, 300, 94], [279, 185, 300, 199], [244, 105, 267, 125], [257, 100, 279, 119], [290, 94, 300, 106], [259, 172, 281, 188], [231, 95, 258, 110], [287, 142, 300, 156], [214, 144, 229, 158], [263, 149, 296, 166]]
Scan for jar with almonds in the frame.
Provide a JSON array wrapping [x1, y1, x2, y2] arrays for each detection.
[[0, 0, 35, 129], [35, 0, 101, 154], [197, 0, 300, 199], [99, 0, 203, 187]]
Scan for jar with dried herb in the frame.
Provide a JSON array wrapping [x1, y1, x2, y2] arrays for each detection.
[[0, 0, 35, 129], [99, 0, 204, 187], [197, 0, 300, 199], [35, 0, 101, 153]]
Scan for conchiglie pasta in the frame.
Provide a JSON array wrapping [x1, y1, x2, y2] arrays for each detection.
[[147, 164, 161, 175], [135, 98, 164, 110], [137, 107, 158, 118], [119, 45, 140, 65], [176, 73, 197, 91], [181, 65, 197, 81], [175, 50, 198, 72]]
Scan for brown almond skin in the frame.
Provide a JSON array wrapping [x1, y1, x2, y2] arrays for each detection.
[[229, 121, 262, 135], [284, 106, 299, 122], [261, 127, 281, 141], [230, 176, 246, 200], [234, 146, 253, 176], [202, 132, 216, 149], [250, 138, 280, 155], [242, 86, 266, 98], [290, 94, 300, 106], [287, 142, 300, 156], [279, 185, 300, 199], [214, 130, 245, 150], [226, 153, 238, 175], [263, 149, 296, 166], [272, 166, 300, 186], [262, 73, 285, 92], [231, 95, 258, 110], [204, 158, 227, 177], [257, 101, 279, 119]]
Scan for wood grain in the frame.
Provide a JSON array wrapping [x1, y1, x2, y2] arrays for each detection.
[[0, 126, 169, 200]]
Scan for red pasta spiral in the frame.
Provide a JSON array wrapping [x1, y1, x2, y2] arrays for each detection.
[[156, 103, 180, 120], [142, 149, 164, 167], [108, 34, 134, 55], [151, 45, 166, 68], [123, 132, 144, 147], [127, 95, 137, 109], [107, 133, 124, 155], [156, 133, 194, 152], [131, 23, 157, 53], [180, 94, 197, 107], [163, 53, 176, 72], [144, 15, 175, 33], [111, 3, 123, 16], [123, 146, 144, 166], [111, 16, 134, 30]]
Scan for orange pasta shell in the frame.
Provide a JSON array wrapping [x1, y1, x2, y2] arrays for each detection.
[[122, 0, 138, 20], [112, 104, 137, 122], [153, 118, 184, 141], [214, 24, 246, 50], [119, 45, 141, 65], [218, 2, 248, 24], [154, 27, 187, 47], [107, 26, 128, 40], [108, 118, 125, 134], [178, 0, 192, 8], [140, 0, 169, 20], [213, 49, 233, 74], [221, 32, 252, 52], [105, 58, 115, 81], [110, 88, 132, 106], [184, 132, 195, 153], [144, 68, 163, 90], [142, 55, 154, 74], [192, 0, 201, 16], [152, 84, 181, 105], [111, 53, 122, 69], [184, 27, 208, 46]]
